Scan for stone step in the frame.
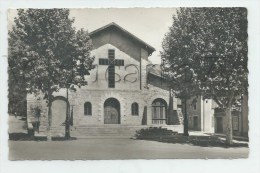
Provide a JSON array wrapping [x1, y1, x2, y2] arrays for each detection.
[[72, 135, 134, 139], [47, 125, 180, 138], [73, 127, 140, 138], [72, 129, 138, 132]]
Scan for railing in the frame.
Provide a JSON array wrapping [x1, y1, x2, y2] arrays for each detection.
[[152, 118, 167, 124]]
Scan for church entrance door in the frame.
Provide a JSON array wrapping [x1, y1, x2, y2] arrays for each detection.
[[104, 98, 120, 124]]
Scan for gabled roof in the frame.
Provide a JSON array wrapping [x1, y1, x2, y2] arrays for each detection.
[[89, 22, 156, 55]]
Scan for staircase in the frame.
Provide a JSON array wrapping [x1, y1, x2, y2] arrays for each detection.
[[36, 125, 182, 139], [70, 125, 144, 139]]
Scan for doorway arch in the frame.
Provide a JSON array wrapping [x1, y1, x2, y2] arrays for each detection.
[[151, 98, 167, 124], [51, 96, 69, 127], [104, 98, 121, 124]]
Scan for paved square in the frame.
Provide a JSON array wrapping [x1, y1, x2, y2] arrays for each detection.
[[9, 138, 249, 160]]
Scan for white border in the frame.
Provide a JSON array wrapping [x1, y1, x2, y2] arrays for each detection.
[[1, 1, 260, 173]]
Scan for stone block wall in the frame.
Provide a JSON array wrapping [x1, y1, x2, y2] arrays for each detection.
[[67, 84, 171, 126], [26, 81, 181, 134]]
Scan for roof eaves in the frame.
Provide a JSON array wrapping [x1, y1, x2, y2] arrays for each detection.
[[89, 22, 156, 55]]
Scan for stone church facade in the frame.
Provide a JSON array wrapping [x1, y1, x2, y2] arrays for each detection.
[[27, 23, 183, 137]]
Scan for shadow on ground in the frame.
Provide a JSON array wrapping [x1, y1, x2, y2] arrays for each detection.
[[135, 135, 248, 148], [9, 133, 77, 141], [9, 133, 248, 148]]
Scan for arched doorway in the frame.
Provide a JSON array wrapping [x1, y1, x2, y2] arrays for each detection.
[[152, 98, 167, 124], [104, 98, 120, 124], [51, 96, 69, 127]]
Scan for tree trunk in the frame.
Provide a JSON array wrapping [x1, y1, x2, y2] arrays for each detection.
[[225, 105, 233, 145], [47, 96, 52, 141], [183, 97, 189, 136], [65, 88, 70, 139], [167, 89, 174, 125]]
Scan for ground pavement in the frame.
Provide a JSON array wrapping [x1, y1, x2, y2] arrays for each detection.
[[8, 115, 249, 160], [9, 138, 249, 160]]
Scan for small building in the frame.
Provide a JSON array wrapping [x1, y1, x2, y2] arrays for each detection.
[[186, 96, 216, 133], [214, 94, 249, 137]]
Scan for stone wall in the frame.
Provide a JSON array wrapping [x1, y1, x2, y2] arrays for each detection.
[[91, 27, 149, 62], [68, 84, 172, 126], [27, 81, 181, 132], [82, 44, 143, 91]]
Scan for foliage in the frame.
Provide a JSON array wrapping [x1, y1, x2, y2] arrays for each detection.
[[30, 104, 42, 118], [9, 9, 94, 99], [135, 132, 248, 148], [8, 9, 94, 137], [161, 8, 248, 144], [162, 7, 248, 107], [8, 80, 27, 116], [135, 127, 177, 139]]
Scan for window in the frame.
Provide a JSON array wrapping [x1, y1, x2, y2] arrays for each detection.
[[131, 102, 139, 116], [232, 116, 239, 130], [191, 98, 197, 110], [84, 102, 92, 115]]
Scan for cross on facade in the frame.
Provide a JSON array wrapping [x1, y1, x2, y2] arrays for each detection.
[[99, 49, 124, 88]]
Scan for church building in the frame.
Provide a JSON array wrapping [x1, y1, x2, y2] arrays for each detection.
[[26, 23, 184, 138]]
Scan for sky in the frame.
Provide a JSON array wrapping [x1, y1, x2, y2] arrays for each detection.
[[69, 8, 176, 64], [8, 8, 177, 64]]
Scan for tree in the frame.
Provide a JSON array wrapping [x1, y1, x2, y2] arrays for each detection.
[[161, 8, 200, 136], [8, 69, 27, 117], [161, 8, 248, 145], [8, 9, 94, 140], [161, 60, 196, 136]]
